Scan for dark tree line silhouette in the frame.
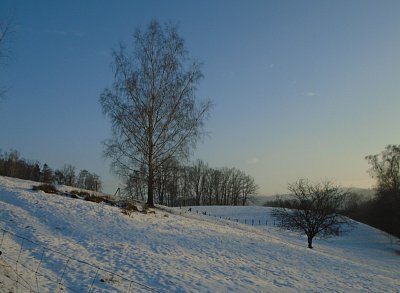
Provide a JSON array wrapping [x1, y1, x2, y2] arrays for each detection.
[[322, 145, 400, 239], [266, 144, 400, 239], [124, 159, 258, 207], [0, 149, 102, 191], [360, 145, 400, 238]]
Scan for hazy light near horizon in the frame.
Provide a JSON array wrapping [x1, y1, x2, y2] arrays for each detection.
[[248, 157, 260, 165]]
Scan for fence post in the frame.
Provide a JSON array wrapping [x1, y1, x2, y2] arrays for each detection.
[[36, 248, 45, 293], [0, 229, 5, 252], [58, 257, 71, 292], [88, 268, 100, 293], [127, 280, 133, 293], [15, 238, 25, 293]]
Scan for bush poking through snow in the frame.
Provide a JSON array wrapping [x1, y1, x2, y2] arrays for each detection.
[[84, 194, 106, 203], [141, 204, 155, 215], [78, 191, 90, 197], [32, 184, 58, 194], [69, 190, 81, 197], [121, 202, 139, 217], [84, 194, 115, 205]]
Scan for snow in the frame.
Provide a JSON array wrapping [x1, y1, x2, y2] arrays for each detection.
[[1, 176, 399, 292]]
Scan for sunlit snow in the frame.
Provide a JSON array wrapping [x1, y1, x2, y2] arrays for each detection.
[[1, 176, 399, 292]]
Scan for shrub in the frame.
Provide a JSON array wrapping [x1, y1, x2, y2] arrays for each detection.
[[68, 190, 115, 205], [69, 190, 91, 198], [141, 204, 155, 214], [32, 184, 58, 194], [120, 201, 139, 217], [84, 194, 105, 203], [70, 190, 80, 196], [79, 191, 90, 197]]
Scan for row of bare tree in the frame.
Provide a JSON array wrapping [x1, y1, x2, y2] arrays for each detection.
[[124, 159, 258, 207], [54, 166, 102, 192], [0, 150, 41, 181], [0, 149, 102, 191]]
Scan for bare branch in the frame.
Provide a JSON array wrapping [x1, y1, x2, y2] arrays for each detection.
[[272, 179, 351, 249], [0, 14, 15, 100], [100, 20, 211, 205]]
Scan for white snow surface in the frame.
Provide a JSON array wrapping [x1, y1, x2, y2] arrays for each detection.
[[0, 176, 399, 292]]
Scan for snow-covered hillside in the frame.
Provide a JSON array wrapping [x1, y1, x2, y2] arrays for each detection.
[[1, 176, 399, 292]]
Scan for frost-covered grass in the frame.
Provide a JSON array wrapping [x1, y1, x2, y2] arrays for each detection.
[[1, 176, 399, 292]]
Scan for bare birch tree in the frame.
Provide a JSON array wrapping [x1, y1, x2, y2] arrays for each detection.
[[100, 20, 211, 206]]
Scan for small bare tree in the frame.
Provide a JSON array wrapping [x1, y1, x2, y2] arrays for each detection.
[[61, 164, 76, 187], [272, 179, 350, 249], [100, 20, 211, 206], [241, 175, 258, 205]]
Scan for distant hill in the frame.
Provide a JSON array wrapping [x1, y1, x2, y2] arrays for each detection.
[[250, 187, 377, 206], [346, 187, 376, 199]]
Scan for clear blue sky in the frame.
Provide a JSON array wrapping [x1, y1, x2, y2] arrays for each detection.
[[1, 0, 400, 195]]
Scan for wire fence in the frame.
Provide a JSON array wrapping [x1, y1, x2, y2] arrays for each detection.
[[0, 228, 159, 293], [188, 209, 277, 227]]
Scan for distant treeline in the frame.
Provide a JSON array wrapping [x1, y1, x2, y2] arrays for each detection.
[[124, 159, 258, 207], [265, 191, 400, 239], [265, 144, 400, 239], [341, 191, 400, 239], [264, 192, 368, 212], [0, 149, 102, 192]]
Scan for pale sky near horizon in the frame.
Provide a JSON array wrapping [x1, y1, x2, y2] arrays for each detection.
[[1, 0, 400, 195]]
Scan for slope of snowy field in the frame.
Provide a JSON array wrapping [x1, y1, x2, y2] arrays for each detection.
[[1, 176, 399, 292]]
